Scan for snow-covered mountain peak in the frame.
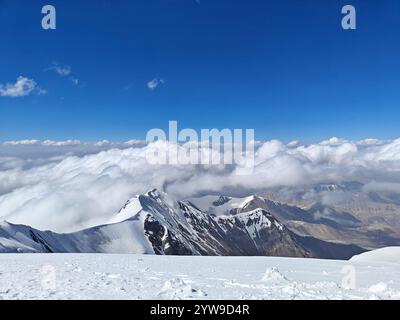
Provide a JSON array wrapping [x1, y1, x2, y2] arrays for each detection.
[[186, 194, 267, 217], [108, 189, 175, 225], [0, 189, 367, 259]]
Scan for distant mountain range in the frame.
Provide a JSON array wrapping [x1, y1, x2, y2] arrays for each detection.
[[258, 182, 400, 250], [0, 189, 366, 259]]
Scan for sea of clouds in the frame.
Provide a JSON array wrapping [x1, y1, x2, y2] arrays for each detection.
[[1, 137, 400, 232]]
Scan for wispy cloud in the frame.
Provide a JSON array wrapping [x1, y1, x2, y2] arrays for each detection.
[[69, 76, 80, 86], [47, 62, 80, 86], [147, 77, 165, 90], [123, 83, 134, 91], [0, 76, 46, 98], [48, 63, 72, 77]]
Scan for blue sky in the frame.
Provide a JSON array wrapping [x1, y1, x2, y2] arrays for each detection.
[[0, 0, 399, 142]]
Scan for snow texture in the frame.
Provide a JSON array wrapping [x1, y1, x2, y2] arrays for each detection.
[[1, 251, 400, 300]]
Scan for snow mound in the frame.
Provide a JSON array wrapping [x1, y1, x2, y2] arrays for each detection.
[[350, 247, 400, 264], [158, 278, 206, 300], [261, 267, 288, 283], [367, 282, 400, 299], [369, 282, 388, 294]]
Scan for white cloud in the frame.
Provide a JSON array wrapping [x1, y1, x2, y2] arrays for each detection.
[[42, 140, 82, 147], [48, 63, 72, 77], [36, 87, 47, 95], [68, 77, 79, 86], [147, 77, 164, 90], [48, 62, 80, 86], [0, 76, 45, 98], [363, 181, 400, 194], [3, 140, 41, 146], [1, 137, 400, 233], [287, 140, 300, 148]]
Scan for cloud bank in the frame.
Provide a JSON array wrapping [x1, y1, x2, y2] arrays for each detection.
[[1, 137, 400, 232]]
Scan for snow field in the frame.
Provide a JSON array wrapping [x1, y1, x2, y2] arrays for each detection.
[[1, 253, 400, 300]]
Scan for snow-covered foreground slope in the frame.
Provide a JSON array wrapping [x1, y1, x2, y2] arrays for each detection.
[[350, 247, 400, 264], [1, 253, 400, 300]]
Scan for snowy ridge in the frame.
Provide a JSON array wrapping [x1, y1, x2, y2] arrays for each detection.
[[108, 196, 143, 224], [188, 195, 258, 217], [0, 219, 155, 254]]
